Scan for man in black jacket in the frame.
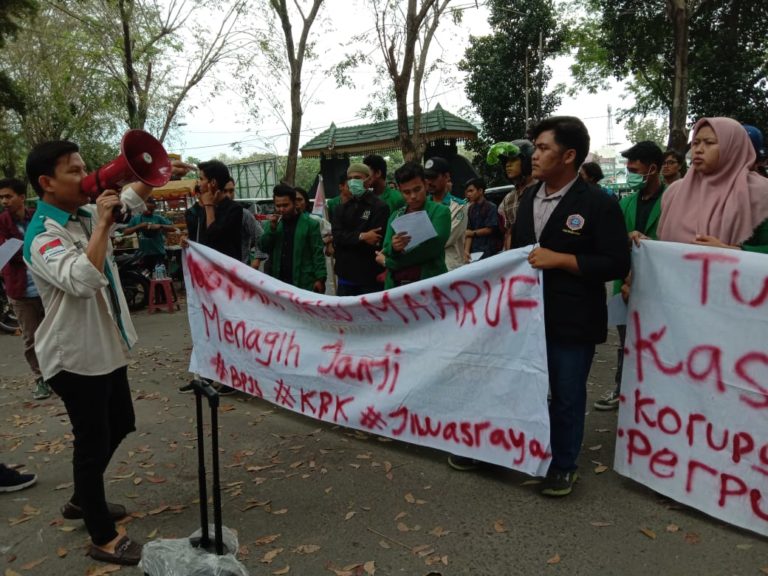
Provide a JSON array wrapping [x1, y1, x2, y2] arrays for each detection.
[[512, 116, 630, 497], [331, 170, 390, 295], [198, 160, 243, 261]]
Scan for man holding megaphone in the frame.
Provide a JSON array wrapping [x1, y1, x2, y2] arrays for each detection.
[[22, 136, 192, 566]]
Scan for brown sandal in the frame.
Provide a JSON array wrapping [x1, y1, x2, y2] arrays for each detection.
[[88, 535, 143, 566]]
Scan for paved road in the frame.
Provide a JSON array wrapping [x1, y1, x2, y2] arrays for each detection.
[[1, 307, 766, 575]]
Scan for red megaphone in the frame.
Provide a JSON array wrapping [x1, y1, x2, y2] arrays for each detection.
[[81, 129, 172, 199]]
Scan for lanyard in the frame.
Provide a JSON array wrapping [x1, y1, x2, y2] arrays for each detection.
[[76, 217, 130, 347]]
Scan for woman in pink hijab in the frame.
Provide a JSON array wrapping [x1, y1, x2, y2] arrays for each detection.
[[657, 117, 768, 253]]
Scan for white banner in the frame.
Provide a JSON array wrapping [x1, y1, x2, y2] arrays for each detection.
[[183, 241, 551, 477], [615, 241, 768, 536]]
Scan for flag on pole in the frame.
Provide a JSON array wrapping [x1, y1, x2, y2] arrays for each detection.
[[312, 174, 326, 217]]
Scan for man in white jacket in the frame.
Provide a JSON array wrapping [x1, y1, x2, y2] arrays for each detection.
[[424, 156, 468, 271], [23, 140, 189, 566]]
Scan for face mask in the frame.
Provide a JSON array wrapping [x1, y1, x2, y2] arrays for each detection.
[[348, 179, 366, 197], [626, 171, 646, 191]]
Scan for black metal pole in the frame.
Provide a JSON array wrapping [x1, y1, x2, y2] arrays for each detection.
[[194, 384, 210, 549], [209, 391, 225, 555]]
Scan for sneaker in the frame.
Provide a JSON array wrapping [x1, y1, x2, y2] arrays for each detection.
[[593, 390, 620, 411], [447, 455, 480, 471], [32, 378, 52, 400], [0, 464, 38, 493], [540, 469, 579, 497]]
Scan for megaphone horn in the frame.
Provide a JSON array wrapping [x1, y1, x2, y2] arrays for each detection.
[[81, 129, 172, 199]]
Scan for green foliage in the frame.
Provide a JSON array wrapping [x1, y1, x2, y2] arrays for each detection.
[[0, 0, 37, 48], [0, 0, 37, 117], [459, 0, 567, 181], [623, 116, 667, 149], [571, 0, 768, 130]]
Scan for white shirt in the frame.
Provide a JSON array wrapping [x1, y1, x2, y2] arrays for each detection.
[[24, 188, 146, 379], [532, 177, 579, 241]]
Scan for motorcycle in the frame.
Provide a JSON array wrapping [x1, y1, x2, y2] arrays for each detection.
[[0, 277, 19, 334], [115, 252, 150, 311]]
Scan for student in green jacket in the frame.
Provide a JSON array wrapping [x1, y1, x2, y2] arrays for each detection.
[[260, 184, 326, 293], [376, 162, 450, 289], [364, 154, 405, 214], [594, 140, 665, 411]]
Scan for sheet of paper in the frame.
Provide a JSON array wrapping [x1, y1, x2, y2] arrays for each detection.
[[390, 210, 437, 252], [0, 238, 23, 270], [607, 292, 627, 326]]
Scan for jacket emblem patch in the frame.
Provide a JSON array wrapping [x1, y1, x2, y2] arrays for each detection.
[[566, 214, 585, 231]]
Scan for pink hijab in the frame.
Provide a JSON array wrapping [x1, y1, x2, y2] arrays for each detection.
[[658, 117, 768, 245]]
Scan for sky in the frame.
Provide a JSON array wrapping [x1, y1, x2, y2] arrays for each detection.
[[172, 2, 633, 162]]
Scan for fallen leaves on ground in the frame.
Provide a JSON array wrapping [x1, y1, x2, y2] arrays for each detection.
[[593, 464, 609, 474], [684, 532, 700, 545], [85, 564, 122, 576], [56, 547, 68, 558], [429, 526, 449, 537], [665, 523, 680, 533], [260, 548, 284, 564], [590, 521, 613, 528], [20, 558, 46, 570], [546, 553, 561, 565], [273, 566, 290, 574], [493, 520, 507, 533], [640, 527, 657, 540], [294, 544, 321, 554], [254, 534, 281, 546]]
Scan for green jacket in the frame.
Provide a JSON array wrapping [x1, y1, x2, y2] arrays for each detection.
[[378, 186, 405, 214], [613, 187, 664, 295], [743, 218, 768, 254], [619, 187, 664, 239], [260, 212, 327, 291], [381, 200, 451, 289]]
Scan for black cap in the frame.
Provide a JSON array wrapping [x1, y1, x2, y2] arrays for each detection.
[[620, 141, 664, 166], [424, 156, 450, 178]]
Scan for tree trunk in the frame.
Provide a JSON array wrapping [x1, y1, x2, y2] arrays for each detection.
[[285, 75, 303, 185], [668, 0, 689, 153]]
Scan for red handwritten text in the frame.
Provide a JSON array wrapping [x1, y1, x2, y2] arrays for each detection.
[[317, 339, 401, 394]]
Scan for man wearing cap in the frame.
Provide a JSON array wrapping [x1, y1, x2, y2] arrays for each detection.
[[363, 154, 405, 214], [511, 116, 629, 497], [424, 156, 468, 271], [331, 165, 390, 295], [594, 140, 665, 412]]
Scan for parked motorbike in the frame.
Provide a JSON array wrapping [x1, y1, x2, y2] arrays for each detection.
[[0, 277, 19, 334], [115, 252, 150, 311]]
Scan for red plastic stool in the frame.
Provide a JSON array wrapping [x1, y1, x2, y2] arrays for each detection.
[[148, 278, 177, 314]]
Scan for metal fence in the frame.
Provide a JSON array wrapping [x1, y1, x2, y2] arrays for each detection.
[[228, 157, 280, 199]]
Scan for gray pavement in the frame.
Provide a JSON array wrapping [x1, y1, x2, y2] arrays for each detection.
[[1, 305, 767, 576]]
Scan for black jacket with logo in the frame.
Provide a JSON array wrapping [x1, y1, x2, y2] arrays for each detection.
[[331, 191, 390, 285], [512, 178, 630, 344]]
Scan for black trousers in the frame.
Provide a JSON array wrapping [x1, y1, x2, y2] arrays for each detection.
[[49, 366, 136, 545]]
